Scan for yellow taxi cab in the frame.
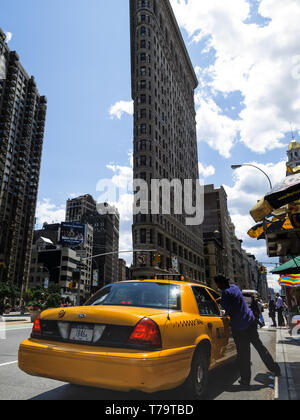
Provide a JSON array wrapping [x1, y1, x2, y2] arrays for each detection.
[[18, 276, 237, 399]]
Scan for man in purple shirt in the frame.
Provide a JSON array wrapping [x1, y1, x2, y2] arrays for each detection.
[[215, 275, 281, 388]]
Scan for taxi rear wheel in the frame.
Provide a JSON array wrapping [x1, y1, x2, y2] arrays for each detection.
[[184, 351, 209, 400]]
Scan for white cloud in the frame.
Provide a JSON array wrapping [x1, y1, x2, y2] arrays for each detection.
[[170, 0, 300, 157], [35, 199, 66, 228], [5, 32, 12, 43], [224, 160, 287, 216], [195, 96, 240, 157], [96, 154, 134, 266], [198, 162, 216, 178], [223, 159, 287, 291], [109, 100, 133, 120], [267, 273, 281, 292]]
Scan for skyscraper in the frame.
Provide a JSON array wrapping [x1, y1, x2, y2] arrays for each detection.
[[203, 185, 234, 282], [0, 29, 47, 288], [130, 0, 205, 281], [66, 195, 120, 287]]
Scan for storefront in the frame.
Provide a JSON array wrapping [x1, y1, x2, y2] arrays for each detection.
[[285, 286, 300, 316]]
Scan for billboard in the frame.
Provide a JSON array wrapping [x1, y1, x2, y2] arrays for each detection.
[[60, 223, 86, 248], [92, 270, 99, 287], [172, 256, 179, 274]]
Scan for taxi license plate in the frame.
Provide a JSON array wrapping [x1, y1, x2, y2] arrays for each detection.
[[69, 325, 94, 343]]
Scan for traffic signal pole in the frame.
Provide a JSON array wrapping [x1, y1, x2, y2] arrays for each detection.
[[81, 249, 157, 263]]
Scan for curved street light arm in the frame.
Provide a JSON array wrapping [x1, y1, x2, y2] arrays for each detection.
[[232, 164, 273, 190]]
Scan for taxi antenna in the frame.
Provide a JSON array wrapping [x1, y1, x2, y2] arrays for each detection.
[[167, 277, 171, 321]]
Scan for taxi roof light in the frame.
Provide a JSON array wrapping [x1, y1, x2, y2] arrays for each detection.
[[154, 274, 185, 281], [128, 317, 161, 347]]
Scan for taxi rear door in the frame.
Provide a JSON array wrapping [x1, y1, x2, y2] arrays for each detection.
[[192, 286, 232, 367]]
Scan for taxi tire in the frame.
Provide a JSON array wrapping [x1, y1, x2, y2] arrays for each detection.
[[184, 351, 209, 400]]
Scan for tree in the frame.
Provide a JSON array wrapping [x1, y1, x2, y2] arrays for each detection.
[[0, 282, 21, 315], [27, 285, 62, 311]]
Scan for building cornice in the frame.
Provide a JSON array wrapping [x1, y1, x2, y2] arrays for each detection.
[[164, 0, 198, 89], [130, 0, 198, 99]]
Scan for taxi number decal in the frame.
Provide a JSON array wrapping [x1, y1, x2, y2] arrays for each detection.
[[172, 319, 203, 328]]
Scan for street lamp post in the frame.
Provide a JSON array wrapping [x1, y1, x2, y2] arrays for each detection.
[[231, 164, 273, 190]]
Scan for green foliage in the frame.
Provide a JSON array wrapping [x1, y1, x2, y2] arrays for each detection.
[[27, 285, 62, 311], [0, 282, 21, 314], [0, 282, 62, 314]]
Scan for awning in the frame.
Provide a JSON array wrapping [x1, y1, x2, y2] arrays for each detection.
[[265, 173, 300, 210], [271, 257, 300, 274], [248, 217, 294, 240], [279, 274, 300, 288]]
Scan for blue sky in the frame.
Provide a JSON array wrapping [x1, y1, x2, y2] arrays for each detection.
[[2, 0, 300, 290]]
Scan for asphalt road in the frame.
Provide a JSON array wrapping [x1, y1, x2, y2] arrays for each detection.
[[0, 319, 276, 401]]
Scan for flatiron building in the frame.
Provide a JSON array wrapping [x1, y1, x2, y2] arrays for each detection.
[[130, 0, 205, 281]]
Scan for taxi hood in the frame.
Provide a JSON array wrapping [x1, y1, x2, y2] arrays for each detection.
[[41, 305, 168, 326]]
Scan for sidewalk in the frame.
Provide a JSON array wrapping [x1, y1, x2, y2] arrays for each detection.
[[0, 312, 31, 324], [276, 327, 300, 400]]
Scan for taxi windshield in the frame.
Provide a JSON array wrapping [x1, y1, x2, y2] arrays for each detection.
[[87, 282, 181, 311]]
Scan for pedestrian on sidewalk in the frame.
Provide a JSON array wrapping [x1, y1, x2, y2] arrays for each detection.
[[268, 297, 277, 327], [283, 298, 289, 326], [259, 299, 266, 327], [276, 293, 285, 327], [215, 275, 281, 388], [251, 296, 265, 328]]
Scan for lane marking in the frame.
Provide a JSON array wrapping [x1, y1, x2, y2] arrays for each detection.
[[0, 325, 33, 332], [0, 361, 18, 367]]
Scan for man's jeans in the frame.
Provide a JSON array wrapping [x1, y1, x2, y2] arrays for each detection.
[[232, 321, 277, 384]]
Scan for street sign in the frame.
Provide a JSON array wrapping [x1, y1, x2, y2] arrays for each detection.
[[44, 277, 49, 289], [92, 270, 99, 287], [137, 254, 146, 265]]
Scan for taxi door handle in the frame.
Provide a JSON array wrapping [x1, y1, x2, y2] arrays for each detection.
[[207, 323, 213, 329]]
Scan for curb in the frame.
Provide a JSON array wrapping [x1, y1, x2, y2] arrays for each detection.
[[275, 328, 298, 400]]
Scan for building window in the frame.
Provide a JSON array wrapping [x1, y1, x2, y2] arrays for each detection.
[[140, 229, 147, 244], [140, 109, 147, 119], [140, 155, 147, 166], [140, 124, 147, 134]]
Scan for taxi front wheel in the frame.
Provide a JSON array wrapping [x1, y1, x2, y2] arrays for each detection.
[[183, 351, 209, 400]]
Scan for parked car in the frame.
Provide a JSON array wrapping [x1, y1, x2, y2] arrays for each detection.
[[242, 290, 260, 308]]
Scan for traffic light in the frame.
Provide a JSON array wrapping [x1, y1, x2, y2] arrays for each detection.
[[152, 253, 161, 265], [69, 281, 76, 289]]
